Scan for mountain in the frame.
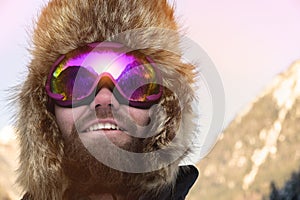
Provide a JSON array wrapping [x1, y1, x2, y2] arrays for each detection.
[[0, 126, 21, 200], [188, 60, 300, 200]]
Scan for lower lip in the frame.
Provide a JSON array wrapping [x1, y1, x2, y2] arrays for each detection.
[[79, 129, 131, 150], [79, 129, 131, 145], [81, 129, 125, 135]]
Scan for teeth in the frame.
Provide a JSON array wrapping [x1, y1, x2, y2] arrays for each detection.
[[86, 123, 122, 132]]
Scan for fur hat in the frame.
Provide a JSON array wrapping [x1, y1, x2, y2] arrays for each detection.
[[15, 0, 197, 199]]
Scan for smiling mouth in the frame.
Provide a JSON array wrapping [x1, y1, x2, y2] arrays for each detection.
[[84, 122, 124, 132]]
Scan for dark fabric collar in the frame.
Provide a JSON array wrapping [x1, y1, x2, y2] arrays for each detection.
[[174, 165, 199, 199], [152, 165, 199, 200]]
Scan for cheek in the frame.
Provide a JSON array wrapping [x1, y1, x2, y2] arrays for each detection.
[[127, 107, 150, 126], [54, 106, 74, 136], [54, 105, 88, 136]]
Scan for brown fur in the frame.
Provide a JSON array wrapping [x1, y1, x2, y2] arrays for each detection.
[[14, 0, 197, 199]]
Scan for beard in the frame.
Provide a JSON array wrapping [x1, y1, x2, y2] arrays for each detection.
[[62, 129, 129, 199], [61, 107, 153, 199]]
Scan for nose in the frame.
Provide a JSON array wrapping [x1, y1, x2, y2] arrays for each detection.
[[90, 87, 120, 110]]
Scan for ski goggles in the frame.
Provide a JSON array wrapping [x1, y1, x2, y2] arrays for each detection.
[[46, 42, 163, 108]]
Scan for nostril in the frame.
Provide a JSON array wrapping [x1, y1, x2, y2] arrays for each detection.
[[95, 103, 113, 108]]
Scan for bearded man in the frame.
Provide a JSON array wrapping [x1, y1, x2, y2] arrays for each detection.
[[15, 0, 202, 199]]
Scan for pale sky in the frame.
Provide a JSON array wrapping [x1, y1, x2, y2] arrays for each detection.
[[0, 0, 300, 132]]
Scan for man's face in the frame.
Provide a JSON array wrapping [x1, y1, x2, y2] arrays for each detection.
[[46, 43, 167, 193], [51, 43, 159, 152], [55, 86, 151, 150]]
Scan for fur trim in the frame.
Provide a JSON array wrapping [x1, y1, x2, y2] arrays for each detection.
[[15, 0, 197, 199]]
